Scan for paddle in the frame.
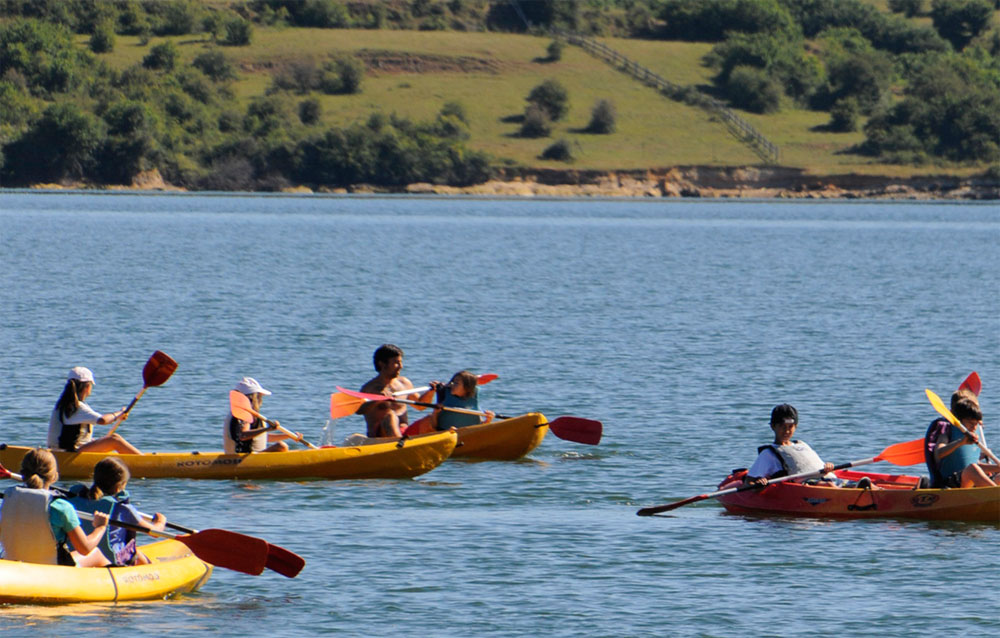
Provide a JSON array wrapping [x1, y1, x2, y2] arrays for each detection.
[[0, 464, 282, 577], [333, 387, 603, 445], [926, 388, 999, 465], [140, 514, 305, 578], [229, 390, 319, 449], [958, 371, 981, 397], [636, 438, 927, 516], [106, 350, 178, 437], [404, 373, 499, 410]]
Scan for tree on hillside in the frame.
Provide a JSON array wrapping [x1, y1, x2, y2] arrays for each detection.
[[930, 0, 994, 50], [526, 78, 569, 121], [2, 102, 103, 183], [888, 0, 925, 17]]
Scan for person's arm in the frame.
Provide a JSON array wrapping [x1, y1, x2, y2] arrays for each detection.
[[96, 407, 129, 426], [933, 428, 977, 462], [744, 449, 781, 486], [67, 511, 109, 555]]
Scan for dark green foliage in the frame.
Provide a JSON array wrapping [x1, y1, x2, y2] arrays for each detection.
[[273, 59, 318, 95], [297, 0, 353, 28], [94, 100, 158, 183], [586, 99, 616, 134], [707, 32, 823, 106], [440, 101, 468, 124], [149, 0, 203, 36], [782, 0, 949, 54], [0, 80, 37, 129], [828, 97, 860, 131], [888, 0, 925, 17], [0, 18, 91, 96], [222, 16, 253, 46], [292, 111, 492, 187], [299, 98, 321, 125], [540, 138, 573, 161], [2, 102, 103, 183], [192, 49, 237, 82], [520, 104, 553, 138], [143, 41, 179, 71], [822, 50, 894, 113], [862, 54, 1000, 162], [930, 0, 994, 50], [321, 56, 364, 94], [526, 78, 569, 121], [547, 39, 564, 61], [89, 21, 115, 53], [724, 65, 782, 113], [658, 0, 799, 41]]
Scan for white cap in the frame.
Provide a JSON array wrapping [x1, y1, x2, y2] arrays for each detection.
[[68, 366, 95, 384], [234, 376, 271, 396]]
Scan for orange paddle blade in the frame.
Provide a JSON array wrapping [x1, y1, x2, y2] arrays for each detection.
[[330, 392, 365, 419], [874, 438, 926, 466], [229, 390, 256, 421]]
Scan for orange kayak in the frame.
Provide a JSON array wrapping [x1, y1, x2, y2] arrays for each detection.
[[716, 469, 1000, 522]]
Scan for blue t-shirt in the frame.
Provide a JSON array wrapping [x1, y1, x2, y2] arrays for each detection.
[[48, 497, 80, 545]]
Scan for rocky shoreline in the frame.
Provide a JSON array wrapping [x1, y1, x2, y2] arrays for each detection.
[[33, 166, 999, 199]]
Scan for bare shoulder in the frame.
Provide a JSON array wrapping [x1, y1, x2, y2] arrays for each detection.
[[360, 377, 384, 393]]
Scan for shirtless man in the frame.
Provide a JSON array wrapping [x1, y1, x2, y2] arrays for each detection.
[[359, 344, 434, 438]]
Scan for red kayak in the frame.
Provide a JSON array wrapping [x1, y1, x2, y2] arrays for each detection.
[[715, 469, 999, 522]]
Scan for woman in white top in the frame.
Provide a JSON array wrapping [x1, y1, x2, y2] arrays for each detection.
[[47, 367, 141, 454]]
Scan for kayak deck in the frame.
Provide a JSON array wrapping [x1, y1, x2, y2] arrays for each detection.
[[0, 539, 211, 604], [0, 430, 457, 480]]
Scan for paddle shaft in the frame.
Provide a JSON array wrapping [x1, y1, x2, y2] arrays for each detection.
[[926, 389, 1000, 465], [106, 350, 178, 437]]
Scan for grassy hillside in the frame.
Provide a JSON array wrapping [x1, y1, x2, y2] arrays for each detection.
[[79, 25, 994, 177]]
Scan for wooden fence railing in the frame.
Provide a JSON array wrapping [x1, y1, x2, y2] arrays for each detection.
[[560, 32, 780, 164]]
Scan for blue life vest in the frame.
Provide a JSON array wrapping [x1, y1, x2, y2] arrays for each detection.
[[436, 391, 482, 430], [68, 485, 139, 566]]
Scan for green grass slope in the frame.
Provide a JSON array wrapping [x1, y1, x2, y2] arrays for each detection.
[[91, 27, 989, 177]]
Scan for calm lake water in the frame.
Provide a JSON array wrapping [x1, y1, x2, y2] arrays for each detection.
[[0, 192, 998, 637]]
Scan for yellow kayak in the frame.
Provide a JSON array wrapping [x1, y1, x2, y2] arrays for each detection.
[[0, 429, 457, 480], [450, 412, 549, 460], [0, 539, 211, 604]]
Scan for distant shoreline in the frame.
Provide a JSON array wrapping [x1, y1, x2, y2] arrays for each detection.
[[24, 166, 999, 200]]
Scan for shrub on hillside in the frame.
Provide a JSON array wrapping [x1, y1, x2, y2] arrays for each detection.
[[320, 56, 364, 94], [222, 16, 253, 46], [143, 41, 179, 71], [829, 97, 860, 132], [192, 49, 237, 82], [547, 39, 564, 62], [723, 65, 782, 113], [586, 99, 616, 134], [89, 21, 115, 53], [658, 0, 799, 41], [1, 102, 103, 184], [299, 98, 321, 125], [540, 138, 573, 161], [520, 104, 552, 138], [930, 0, 994, 50], [888, 0, 925, 17], [526, 78, 569, 121]]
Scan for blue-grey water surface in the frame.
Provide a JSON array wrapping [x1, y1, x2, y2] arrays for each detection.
[[0, 192, 998, 637]]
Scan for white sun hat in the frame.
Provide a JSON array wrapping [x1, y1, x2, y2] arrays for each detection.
[[68, 366, 95, 384], [234, 376, 271, 396]]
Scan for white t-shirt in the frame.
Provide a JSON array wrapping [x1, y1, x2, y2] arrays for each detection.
[[47, 402, 103, 449]]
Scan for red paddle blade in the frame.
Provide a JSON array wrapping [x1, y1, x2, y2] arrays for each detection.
[[874, 438, 926, 466], [477, 373, 498, 385], [337, 386, 389, 402], [264, 544, 306, 578], [178, 529, 268, 575], [330, 392, 365, 419], [229, 390, 255, 421], [637, 494, 708, 516], [142, 350, 178, 387], [959, 371, 981, 397], [547, 416, 602, 445]]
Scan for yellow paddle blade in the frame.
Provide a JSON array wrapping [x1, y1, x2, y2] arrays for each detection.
[[926, 389, 960, 426], [330, 392, 365, 419]]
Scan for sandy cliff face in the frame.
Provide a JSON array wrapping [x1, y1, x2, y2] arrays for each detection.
[[405, 167, 1000, 200]]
